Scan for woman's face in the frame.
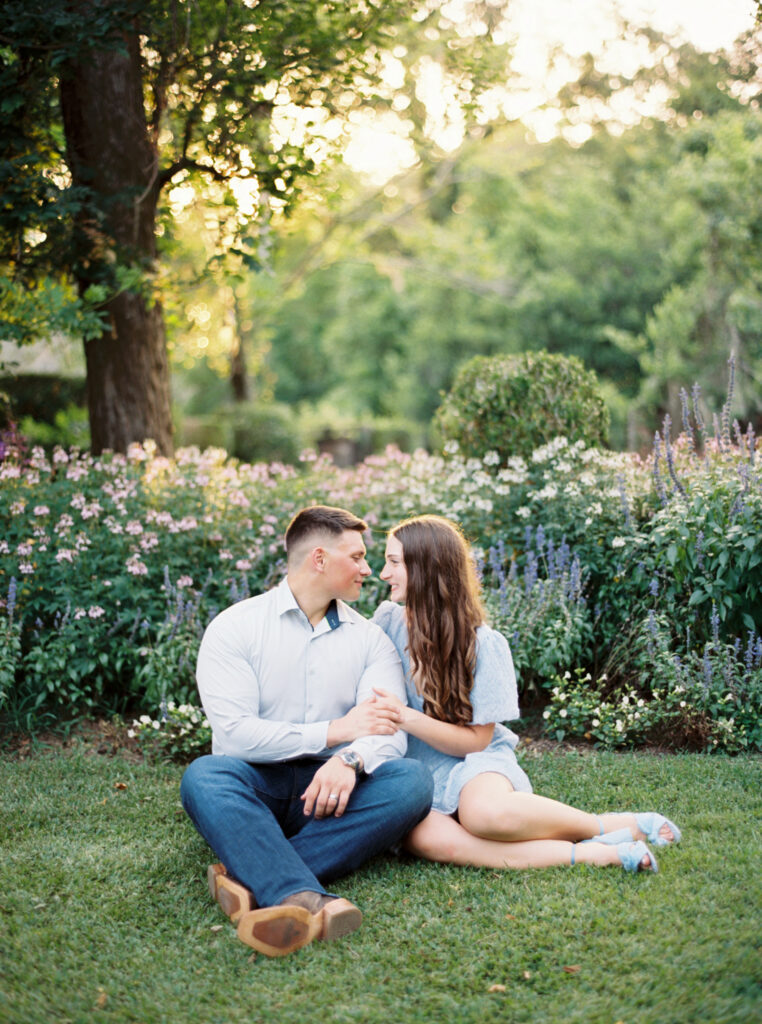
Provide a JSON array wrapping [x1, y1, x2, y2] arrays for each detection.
[[380, 534, 408, 602]]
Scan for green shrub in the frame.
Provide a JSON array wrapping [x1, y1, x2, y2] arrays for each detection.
[[178, 402, 301, 465], [0, 374, 86, 426], [129, 702, 212, 762], [19, 405, 90, 450], [481, 532, 593, 698], [435, 351, 610, 462]]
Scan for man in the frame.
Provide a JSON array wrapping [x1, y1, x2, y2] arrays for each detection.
[[180, 505, 433, 957]]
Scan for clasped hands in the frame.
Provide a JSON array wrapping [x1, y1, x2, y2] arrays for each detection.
[[301, 689, 408, 819]]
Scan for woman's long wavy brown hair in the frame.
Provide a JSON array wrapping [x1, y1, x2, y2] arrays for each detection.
[[390, 515, 485, 726]]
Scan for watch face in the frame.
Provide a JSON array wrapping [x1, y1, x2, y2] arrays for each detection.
[[341, 752, 361, 772]]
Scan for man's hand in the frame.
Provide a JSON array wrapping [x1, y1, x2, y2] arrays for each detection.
[[326, 694, 402, 746], [301, 756, 357, 818]]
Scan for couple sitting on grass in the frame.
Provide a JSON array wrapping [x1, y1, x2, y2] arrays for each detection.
[[181, 505, 680, 958]]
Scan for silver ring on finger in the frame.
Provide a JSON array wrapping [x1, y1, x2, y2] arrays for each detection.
[[329, 793, 339, 801]]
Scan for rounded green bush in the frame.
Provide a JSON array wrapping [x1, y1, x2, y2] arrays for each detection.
[[435, 351, 610, 462]]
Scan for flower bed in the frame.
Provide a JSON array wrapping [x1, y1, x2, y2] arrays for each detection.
[[1, 406, 760, 752]]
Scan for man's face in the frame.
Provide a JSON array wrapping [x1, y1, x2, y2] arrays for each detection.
[[321, 530, 372, 601]]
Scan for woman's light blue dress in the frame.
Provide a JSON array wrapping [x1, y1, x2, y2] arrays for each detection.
[[372, 601, 532, 814]]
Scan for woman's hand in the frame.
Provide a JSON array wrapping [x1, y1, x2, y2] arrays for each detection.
[[372, 687, 414, 729], [374, 685, 495, 754], [326, 695, 402, 746]]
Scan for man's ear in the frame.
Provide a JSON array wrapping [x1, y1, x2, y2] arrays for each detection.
[[311, 546, 327, 572]]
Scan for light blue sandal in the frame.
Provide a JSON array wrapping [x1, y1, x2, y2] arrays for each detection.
[[571, 840, 658, 873], [616, 840, 658, 873], [585, 813, 681, 848], [633, 813, 681, 847]]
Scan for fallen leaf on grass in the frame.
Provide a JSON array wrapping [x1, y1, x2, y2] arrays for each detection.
[[487, 984, 506, 993], [210, 924, 224, 933], [94, 988, 108, 1009], [563, 965, 581, 974], [505, 913, 517, 920], [522, 971, 531, 980], [247, 952, 258, 963], [114, 781, 128, 790]]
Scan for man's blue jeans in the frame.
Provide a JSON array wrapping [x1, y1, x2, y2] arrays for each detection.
[[180, 755, 434, 908]]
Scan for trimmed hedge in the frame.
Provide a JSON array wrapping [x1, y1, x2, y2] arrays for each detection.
[[435, 351, 609, 462]]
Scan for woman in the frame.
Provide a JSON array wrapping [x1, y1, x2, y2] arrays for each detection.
[[369, 514, 681, 873]]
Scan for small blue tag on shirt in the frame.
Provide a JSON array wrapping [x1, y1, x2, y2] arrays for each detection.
[[325, 600, 341, 630]]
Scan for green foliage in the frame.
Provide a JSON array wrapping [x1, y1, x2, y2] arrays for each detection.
[[1, 360, 760, 753], [129, 702, 212, 762], [0, 577, 20, 712], [482, 535, 593, 697], [19, 404, 90, 450], [544, 623, 762, 753], [248, 42, 761, 453], [435, 351, 610, 462], [0, 373, 87, 424]]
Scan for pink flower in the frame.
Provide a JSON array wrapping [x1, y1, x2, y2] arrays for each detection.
[[126, 555, 148, 576]]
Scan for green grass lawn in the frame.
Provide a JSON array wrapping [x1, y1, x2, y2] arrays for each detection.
[[1, 738, 760, 1024]]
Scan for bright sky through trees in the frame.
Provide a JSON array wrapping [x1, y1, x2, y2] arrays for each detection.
[[343, 0, 759, 180]]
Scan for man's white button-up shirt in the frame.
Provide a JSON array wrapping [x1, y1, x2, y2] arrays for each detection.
[[196, 579, 408, 773]]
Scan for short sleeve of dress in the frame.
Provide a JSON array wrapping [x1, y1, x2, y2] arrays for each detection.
[[469, 627, 520, 725], [371, 601, 397, 634]]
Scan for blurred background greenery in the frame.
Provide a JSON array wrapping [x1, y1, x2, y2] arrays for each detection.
[[1, 6, 760, 462]]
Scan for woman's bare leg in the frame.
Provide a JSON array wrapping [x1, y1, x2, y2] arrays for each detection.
[[456, 774, 675, 843], [403, 811, 651, 870]]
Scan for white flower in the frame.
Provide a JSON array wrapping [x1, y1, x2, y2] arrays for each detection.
[[542, 710, 550, 720], [536, 484, 558, 500], [592, 718, 600, 727], [612, 537, 627, 548], [482, 450, 500, 466], [33, 505, 50, 516], [88, 606, 105, 619], [615, 720, 624, 732], [516, 507, 531, 519], [176, 576, 194, 589], [559, 709, 568, 718]]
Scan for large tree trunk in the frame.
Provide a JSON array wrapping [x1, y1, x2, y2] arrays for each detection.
[[59, 12, 173, 455]]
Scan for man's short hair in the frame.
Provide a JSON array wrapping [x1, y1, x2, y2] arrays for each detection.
[[284, 505, 368, 565]]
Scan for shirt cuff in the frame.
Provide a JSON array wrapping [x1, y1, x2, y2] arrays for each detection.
[[303, 720, 330, 753]]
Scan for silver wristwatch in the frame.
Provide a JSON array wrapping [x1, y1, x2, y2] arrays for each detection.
[[337, 750, 364, 775]]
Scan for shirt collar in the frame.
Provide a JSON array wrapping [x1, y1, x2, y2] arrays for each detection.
[[276, 578, 353, 630]]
